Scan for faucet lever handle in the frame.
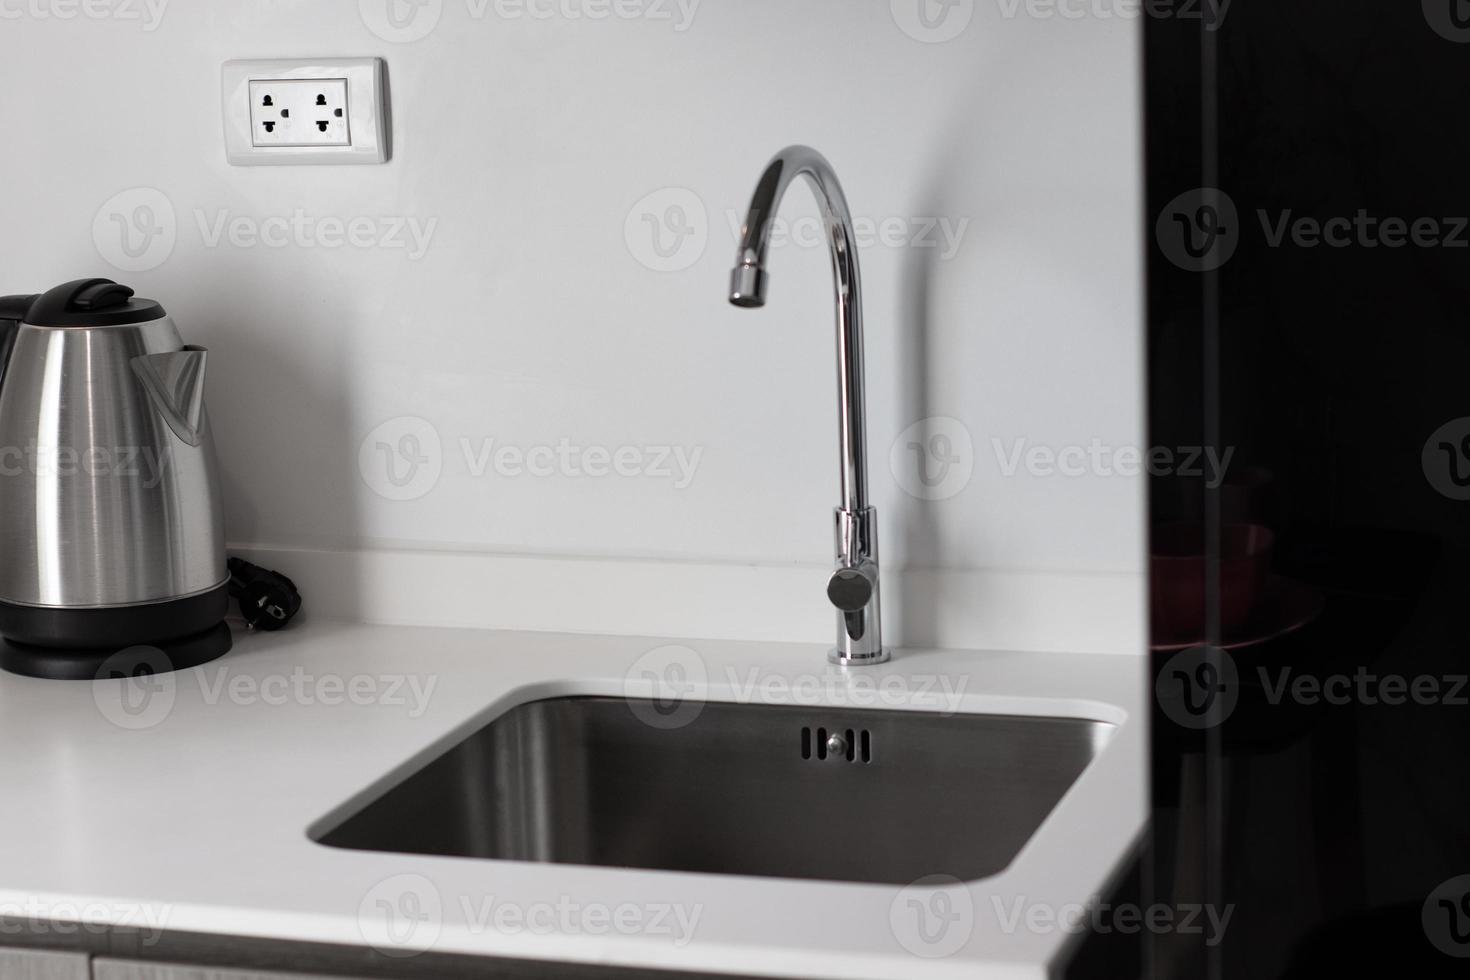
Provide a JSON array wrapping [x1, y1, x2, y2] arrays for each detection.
[[828, 562, 878, 613]]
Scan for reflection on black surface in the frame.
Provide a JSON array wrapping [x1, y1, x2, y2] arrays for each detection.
[[1141, 3, 1470, 978]]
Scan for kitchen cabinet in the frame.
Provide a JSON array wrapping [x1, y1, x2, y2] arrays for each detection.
[[0, 948, 89, 980], [92, 962, 369, 980]]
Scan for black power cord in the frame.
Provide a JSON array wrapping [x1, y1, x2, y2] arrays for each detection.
[[227, 557, 302, 631]]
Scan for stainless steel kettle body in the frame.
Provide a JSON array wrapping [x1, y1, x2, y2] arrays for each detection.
[[0, 279, 231, 678]]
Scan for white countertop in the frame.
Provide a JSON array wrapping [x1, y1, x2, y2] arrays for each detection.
[[0, 619, 1146, 979]]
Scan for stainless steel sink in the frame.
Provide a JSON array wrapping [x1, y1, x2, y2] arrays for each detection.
[[314, 697, 1112, 885]]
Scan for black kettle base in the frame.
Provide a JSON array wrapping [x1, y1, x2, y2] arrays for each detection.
[[1, 622, 233, 680]]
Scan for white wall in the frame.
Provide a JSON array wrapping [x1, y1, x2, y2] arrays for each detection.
[[0, 0, 1144, 652]]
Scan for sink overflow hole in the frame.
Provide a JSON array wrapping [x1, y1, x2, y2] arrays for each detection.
[[801, 726, 871, 763]]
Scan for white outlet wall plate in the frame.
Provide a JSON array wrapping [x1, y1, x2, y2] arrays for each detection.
[[222, 58, 388, 166]]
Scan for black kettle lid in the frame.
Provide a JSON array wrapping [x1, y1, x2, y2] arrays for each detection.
[[1, 278, 166, 327]]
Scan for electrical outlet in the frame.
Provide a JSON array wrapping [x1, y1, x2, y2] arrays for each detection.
[[249, 78, 350, 147], [222, 58, 388, 165]]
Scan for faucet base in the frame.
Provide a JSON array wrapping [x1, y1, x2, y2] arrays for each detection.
[[828, 648, 891, 668]]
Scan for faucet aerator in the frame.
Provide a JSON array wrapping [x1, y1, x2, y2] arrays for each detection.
[[728, 265, 768, 308]]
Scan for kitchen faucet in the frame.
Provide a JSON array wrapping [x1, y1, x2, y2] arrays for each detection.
[[728, 146, 888, 666]]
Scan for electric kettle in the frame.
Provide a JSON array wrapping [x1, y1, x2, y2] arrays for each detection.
[[0, 278, 231, 679]]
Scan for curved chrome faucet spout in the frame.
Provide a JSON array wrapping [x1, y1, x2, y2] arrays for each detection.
[[728, 146, 888, 666]]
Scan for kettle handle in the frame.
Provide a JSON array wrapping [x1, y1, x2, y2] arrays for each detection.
[[0, 294, 36, 390]]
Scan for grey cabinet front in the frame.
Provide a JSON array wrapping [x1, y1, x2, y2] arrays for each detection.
[[92, 961, 369, 980], [0, 947, 90, 980]]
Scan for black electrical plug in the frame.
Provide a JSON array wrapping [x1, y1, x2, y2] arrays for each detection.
[[227, 557, 303, 631]]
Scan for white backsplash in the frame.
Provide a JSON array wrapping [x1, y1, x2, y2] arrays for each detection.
[[0, 1, 1144, 653]]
